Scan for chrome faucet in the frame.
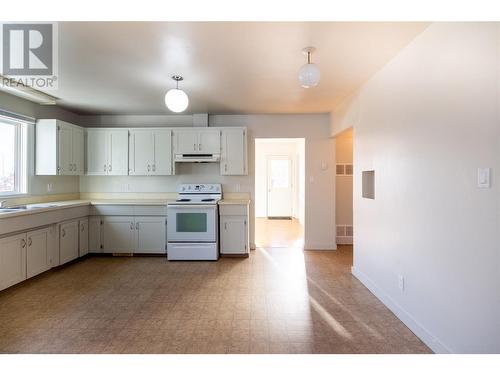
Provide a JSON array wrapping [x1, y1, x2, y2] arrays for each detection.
[[0, 200, 7, 208]]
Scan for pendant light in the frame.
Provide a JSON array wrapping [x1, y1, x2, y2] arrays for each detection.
[[298, 47, 320, 88], [165, 75, 189, 113]]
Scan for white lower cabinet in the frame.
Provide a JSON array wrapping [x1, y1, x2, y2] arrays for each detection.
[[135, 216, 167, 254], [0, 233, 27, 291], [79, 218, 89, 256], [91, 212, 167, 254], [219, 204, 250, 256], [88, 216, 102, 253], [102, 216, 136, 253], [26, 227, 52, 278], [59, 220, 79, 265]]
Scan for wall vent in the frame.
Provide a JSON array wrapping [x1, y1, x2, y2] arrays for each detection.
[[336, 163, 353, 176], [336, 224, 353, 245]]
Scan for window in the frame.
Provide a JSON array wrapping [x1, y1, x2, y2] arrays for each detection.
[[0, 118, 28, 195]]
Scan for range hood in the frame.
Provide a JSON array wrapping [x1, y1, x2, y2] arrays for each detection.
[[174, 153, 221, 163]]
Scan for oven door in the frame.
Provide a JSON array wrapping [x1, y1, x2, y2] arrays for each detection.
[[167, 204, 217, 242]]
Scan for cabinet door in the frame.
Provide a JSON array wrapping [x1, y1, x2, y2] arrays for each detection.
[[58, 124, 73, 175], [26, 227, 50, 278], [152, 130, 172, 175], [198, 129, 221, 154], [221, 128, 247, 175], [174, 130, 198, 154], [102, 216, 135, 253], [220, 216, 247, 254], [134, 216, 166, 254], [60, 221, 79, 265], [108, 130, 129, 175], [72, 127, 85, 175], [79, 218, 89, 257], [0, 234, 27, 291], [88, 217, 102, 253], [129, 130, 153, 175], [87, 130, 108, 175]]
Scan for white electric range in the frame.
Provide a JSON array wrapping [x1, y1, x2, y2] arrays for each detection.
[[166, 183, 222, 260]]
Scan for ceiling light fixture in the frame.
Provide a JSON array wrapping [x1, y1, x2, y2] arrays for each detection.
[[298, 47, 320, 88], [165, 75, 189, 113]]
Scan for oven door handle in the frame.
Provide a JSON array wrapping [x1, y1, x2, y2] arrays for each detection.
[[167, 204, 217, 209]]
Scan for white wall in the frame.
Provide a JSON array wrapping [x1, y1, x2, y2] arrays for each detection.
[[80, 114, 335, 250], [254, 139, 305, 222], [336, 23, 500, 353]]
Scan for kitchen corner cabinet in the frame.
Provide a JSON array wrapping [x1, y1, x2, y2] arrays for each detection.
[[221, 128, 247, 175], [129, 129, 172, 175], [219, 203, 249, 256], [86, 129, 129, 175], [173, 128, 220, 154], [36, 119, 85, 175], [88, 216, 102, 253]]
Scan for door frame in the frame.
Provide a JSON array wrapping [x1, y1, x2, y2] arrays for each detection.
[[266, 154, 294, 218]]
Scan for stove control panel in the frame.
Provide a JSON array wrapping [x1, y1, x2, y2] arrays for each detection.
[[178, 183, 222, 193]]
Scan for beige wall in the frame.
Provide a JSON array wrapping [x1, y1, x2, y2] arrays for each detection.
[[336, 23, 500, 353], [335, 129, 353, 229]]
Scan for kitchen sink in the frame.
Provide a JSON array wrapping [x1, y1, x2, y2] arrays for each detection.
[[0, 205, 28, 211], [28, 204, 58, 209]]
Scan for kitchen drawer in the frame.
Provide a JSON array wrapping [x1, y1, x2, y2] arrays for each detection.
[[89, 205, 135, 216], [219, 204, 248, 216], [133, 206, 167, 216]]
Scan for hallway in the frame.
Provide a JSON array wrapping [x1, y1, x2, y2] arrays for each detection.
[[255, 218, 304, 248]]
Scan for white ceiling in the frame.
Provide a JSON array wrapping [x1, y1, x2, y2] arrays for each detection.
[[53, 22, 429, 115]]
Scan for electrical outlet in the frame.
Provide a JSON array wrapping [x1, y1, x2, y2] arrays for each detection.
[[398, 275, 405, 292], [47, 183, 53, 192]]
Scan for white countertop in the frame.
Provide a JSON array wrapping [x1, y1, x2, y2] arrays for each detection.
[[0, 199, 171, 219], [218, 199, 251, 205]]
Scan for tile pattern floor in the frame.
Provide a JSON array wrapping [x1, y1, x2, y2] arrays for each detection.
[[0, 246, 431, 354]]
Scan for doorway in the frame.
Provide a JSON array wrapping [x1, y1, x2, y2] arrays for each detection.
[[255, 138, 305, 248]]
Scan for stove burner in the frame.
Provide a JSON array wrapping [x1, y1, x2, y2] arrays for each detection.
[[202, 198, 215, 202], [176, 199, 191, 202]]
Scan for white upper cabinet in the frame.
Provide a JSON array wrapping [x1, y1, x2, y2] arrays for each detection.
[[129, 129, 172, 175], [36, 119, 85, 175], [86, 129, 129, 175], [221, 128, 247, 175], [173, 129, 220, 154]]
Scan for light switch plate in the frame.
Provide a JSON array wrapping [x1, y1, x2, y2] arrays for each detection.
[[477, 168, 491, 188]]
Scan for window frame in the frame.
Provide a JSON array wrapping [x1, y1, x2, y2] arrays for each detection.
[[0, 118, 28, 197]]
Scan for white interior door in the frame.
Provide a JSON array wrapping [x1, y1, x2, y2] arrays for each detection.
[[267, 156, 293, 218]]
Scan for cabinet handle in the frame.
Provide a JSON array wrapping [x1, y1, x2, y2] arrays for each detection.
[[147, 164, 151, 172], [194, 143, 196, 151], [130, 222, 134, 230], [81, 224, 84, 232], [28, 237, 32, 247], [199, 143, 202, 151], [104, 164, 107, 172], [108, 164, 112, 172], [21, 238, 26, 248], [136, 222, 139, 230], [224, 222, 227, 230], [62, 229, 66, 237], [225, 164, 228, 172], [152, 164, 156, 172]]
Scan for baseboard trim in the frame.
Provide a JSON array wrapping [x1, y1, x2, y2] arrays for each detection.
[[304, 243, 337, 251], [351, 266, 452, 354]]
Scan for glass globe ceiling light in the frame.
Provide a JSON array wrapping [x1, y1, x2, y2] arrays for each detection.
[[165, 75, 189, 113], [298, 47, 320, 88]]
